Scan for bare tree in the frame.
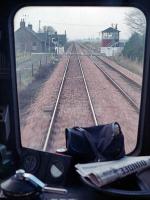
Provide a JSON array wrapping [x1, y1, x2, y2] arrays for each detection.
[[42, 26, 56, 34], [125, 9, 146, 35]]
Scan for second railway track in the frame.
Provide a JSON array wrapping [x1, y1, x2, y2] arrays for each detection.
[[80, 43, 141, 88], [78, 43, 140, 113]]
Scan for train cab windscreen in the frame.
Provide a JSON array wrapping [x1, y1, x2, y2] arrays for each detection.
[[14, 7, 146, 154]]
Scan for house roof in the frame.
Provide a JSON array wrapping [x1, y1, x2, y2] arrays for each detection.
[[26, 27, 42, 41], [15, 24, 66, 45], [15, 25, 55, 42], [15, 26, 42, 42], [102, 27, 120, 33]]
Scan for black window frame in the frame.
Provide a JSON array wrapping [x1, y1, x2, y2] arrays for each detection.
[[1, 0, 150, 157]]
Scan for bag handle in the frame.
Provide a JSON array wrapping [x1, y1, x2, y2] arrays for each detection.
[[75, 127, 105, 162]]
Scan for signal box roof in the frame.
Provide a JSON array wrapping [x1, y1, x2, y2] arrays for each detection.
[[102, 27, 120, 33]]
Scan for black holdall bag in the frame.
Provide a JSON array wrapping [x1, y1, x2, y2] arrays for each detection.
[[65, 122, 125, 163]]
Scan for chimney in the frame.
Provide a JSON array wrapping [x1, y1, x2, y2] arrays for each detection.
[[28, 24, 32, 30], [115, 24, 118, 30], [20, 18, 25, 28]]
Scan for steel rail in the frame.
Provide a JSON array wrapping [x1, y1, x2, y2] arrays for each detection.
[[43, 54, 71, 151], [95, 55, 141, 89], [43, 45, 98, 151], [91, 57, 139, 113], [78, 43, 139, 113], [79, 43, 141, 89], [76, 47, 98, 126]]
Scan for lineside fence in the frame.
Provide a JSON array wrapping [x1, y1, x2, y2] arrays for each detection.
[[16, 53, 58, 91]]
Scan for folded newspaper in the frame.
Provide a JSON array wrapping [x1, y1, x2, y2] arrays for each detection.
[[75, 156, 150, 187]]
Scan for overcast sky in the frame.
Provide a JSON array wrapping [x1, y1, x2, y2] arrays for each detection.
[[14, 6, 144, 41]]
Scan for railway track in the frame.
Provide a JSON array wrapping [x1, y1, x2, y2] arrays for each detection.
[[22, 42, 139, 153], [78, 43, 140, 113], [95, 56, 141, 88], [80, 43, 141, 86], [43, 45, 98, 152]]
